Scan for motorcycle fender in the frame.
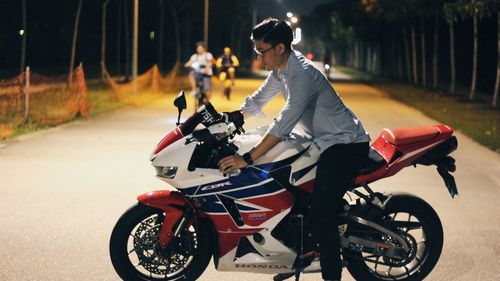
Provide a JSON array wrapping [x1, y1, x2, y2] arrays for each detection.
[[137, 190, 188, 249]]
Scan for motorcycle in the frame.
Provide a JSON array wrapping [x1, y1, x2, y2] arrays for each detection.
[[109, 91, 458, 281]]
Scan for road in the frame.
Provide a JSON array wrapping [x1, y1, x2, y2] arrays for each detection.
[[1, 76, 499, 281]]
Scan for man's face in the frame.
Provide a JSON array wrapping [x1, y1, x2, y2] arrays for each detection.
[[196, 45, 205, 54], [253, 40, 278, 71]]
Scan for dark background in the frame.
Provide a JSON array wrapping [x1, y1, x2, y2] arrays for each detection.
[[0, 0, 497, 93]]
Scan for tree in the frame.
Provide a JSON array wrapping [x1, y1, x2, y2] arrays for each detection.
[[158, 0, 165, 71], [101, 0, 110, 79], [433, 12, 440, 89], [491, 2, 500, 106], [69, 0, 84, 85], [494, 10, 499, 106], [20, 0, 27, 74], [444, 1, 459, 95], [453, 0, 493, 100], [167, 0, 185, 66]]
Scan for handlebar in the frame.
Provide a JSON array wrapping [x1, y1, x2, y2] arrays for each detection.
[[180, 103, 244, 140]]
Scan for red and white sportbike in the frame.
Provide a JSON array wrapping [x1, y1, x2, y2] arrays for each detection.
[[110, 92, 459, 281]]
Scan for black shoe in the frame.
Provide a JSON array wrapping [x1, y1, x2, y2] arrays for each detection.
[[273, 272, 295, 281]]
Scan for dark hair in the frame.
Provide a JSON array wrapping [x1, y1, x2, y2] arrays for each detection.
[[251, 18, 293, 51], [195, 41, 207, 49]]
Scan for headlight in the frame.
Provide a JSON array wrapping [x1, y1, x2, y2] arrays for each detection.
[[155, 166, 178, 179]]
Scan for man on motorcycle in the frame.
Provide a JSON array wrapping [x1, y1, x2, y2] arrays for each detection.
[[218, 18, 370, 281], [184, 42, 214, 103], [216, 47, 240, 86]]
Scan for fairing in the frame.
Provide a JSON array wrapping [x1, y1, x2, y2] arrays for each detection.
[[148, 118, 456, 274]]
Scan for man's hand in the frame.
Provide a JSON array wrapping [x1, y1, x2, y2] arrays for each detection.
[[218, 155, 247, 173], [221, 110, 244, 128]]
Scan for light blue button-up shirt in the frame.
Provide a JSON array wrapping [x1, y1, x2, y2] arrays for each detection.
[[240, 50, 370, 153]]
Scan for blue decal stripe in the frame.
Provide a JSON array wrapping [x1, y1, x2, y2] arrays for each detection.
[[223, 181, 283, 199], [292, 163, 316, 182]]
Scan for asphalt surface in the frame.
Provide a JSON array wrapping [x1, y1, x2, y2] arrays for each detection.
[[1, 73, 499, 281]]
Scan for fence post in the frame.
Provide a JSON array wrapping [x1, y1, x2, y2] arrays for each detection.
[[23, 66, 30, 123]]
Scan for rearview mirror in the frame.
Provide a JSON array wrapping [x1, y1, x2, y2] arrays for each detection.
[[173, 90, 187, 126]]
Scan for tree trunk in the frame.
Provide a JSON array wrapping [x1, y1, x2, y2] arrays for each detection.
[[116, 0, 122, 75], [448, 20, 456, 95], [403, 27, 412, 82], [469, 15, 478, 100], [366, 43, 371, 73], [101, 0, 110, 79], [158, 0, 165, 71], [493, 11, 499, 107], [69, 0, 83, 85], [433, 14, 439, 89], [124, 0, 131, 80], [20, 0, 27, 75], [411, 25, 418, 84], [420, 20, 426, 88], [397, 40, 403, 79], [167, 0, 181, 65]]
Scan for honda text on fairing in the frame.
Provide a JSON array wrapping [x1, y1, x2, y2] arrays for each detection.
[[109, 91, 459, 281]]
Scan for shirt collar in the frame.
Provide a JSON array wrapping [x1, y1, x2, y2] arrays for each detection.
[[277, 51, 296, 80]]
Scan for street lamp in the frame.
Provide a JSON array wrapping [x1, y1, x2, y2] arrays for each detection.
[[286, 12, 301, 45]]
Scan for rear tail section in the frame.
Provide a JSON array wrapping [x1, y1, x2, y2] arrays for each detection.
[[355, 125, 459, 197]]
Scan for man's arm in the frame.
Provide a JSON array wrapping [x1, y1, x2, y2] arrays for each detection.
[[239, 74, 280, 116], [218, 133, 280, 173]]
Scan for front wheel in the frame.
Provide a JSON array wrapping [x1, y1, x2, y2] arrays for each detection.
[[109, 203, 213, 281], [344, 194, 444, 281]]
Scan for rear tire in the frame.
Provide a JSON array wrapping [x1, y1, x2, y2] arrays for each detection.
[[344, 194, 443, 281], [110, 203, 213, 281]]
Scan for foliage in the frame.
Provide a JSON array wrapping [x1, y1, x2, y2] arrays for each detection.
[[444, 0, 497, 22]]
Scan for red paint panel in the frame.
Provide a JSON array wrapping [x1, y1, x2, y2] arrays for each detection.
[[297, 180, 315, 194], [153, 127, 183, 155]]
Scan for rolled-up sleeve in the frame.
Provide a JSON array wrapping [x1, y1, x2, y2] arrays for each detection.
[[240, 73, 281, 116], [267, 72, 313, 139]]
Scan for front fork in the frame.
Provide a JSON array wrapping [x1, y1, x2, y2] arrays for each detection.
[[137, 190, 194, 249]]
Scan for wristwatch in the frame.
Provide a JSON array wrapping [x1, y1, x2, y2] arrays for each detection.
[[242, 152, 254, 165]]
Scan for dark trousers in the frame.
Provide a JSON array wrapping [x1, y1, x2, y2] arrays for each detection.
[[312, 142, 369, 280]]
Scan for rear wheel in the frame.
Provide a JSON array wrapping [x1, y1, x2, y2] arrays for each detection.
[[110, 203, 213, 281], [344, 194, 443, 281]]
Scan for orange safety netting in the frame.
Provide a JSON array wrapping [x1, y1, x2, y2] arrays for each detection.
[[104, 63, 181, 105], [0, 65, 88, 138]]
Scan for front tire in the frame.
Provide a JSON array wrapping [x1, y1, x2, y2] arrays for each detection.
[[109, 203, 213, 281], [344, 194, 444, 281]]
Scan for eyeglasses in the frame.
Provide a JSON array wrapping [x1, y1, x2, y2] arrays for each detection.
[[253, 44, 277, 57]]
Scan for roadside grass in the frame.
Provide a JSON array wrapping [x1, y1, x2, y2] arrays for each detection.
[[374, 83, 499, 152], [333, 66, 499, 152], [86, 82, 125, 116]]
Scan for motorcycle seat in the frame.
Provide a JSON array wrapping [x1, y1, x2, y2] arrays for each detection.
[[382, 126, 440, 145], [357, 147, 386, 175]]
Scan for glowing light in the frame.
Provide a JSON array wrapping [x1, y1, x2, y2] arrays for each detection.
[[19, 29, 24, 36], [149, 31, 155, 40], [291, 17, 298, 24], [286, 12, 293, 18], [292, 27, 301, 45]]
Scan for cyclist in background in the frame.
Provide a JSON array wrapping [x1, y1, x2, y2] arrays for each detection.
[[184, 42, 214, 105], [216, 47, 239, 100]]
